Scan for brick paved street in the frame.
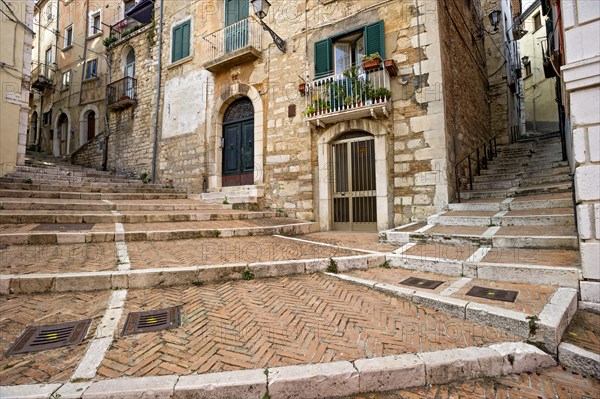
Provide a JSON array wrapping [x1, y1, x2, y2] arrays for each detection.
[[0, 292, 110, 385], [347, 268, 558, 315], [127, 236, 363, 268], [97, 274, 516, 380], [563, 310, 600, 355], [297, 232, 398, 253]]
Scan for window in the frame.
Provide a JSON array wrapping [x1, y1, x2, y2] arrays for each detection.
[[533, 12, 542, 31], [524, 61, 532, 77], [43, 110, 52, 126], [225, 0, 249, 26], [171, 20, 191, 63], [124, 0, 135, 13], [85, 59, 98, 79], [46, 4, 53, 21], [314, 20, 385, 78], [61, 70, 71, 89], [44, 47, 52, 77], [64, 25, 73, 48], [89, 12, 101, 36]]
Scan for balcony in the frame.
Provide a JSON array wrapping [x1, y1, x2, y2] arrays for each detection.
[[304, 65, 392, 127], [106, 77, 137, 110], [109, 17, 147, 42], [31, 65, 55, 92], [201, 17, 263, 72]]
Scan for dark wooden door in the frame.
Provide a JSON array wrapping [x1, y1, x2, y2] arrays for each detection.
[[87, 112, 95, 141], [222, 98, 254, 187]]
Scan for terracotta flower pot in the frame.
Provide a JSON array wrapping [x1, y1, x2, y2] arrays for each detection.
[[362, 58, 382, 70]]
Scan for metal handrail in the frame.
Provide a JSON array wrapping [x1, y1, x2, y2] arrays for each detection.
[[454, 132, 506, 203]]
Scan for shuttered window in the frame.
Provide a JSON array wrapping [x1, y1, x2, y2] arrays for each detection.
[[225, 0, 249, 26], [314, 20, 385, 77], [172, 20, 191, 63]]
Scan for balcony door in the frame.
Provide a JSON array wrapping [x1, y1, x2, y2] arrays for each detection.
[[331, 132, 377, 231], [222, 98, 254, 187], [57, 114, 68, 155], [124, 49, 135, 98], [224, 0, 249, 53]]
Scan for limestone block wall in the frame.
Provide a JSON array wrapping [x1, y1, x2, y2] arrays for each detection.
[[105, 26, 157, 178], [561, 0, 600, 304], [70, 132, 106, 170]]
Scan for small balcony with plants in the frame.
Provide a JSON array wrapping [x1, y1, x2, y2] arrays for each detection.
[[106, 76, 137, 110], [201, 17, 263, 72], [303, 62, 393, 127], [31, 65, 55, 92]]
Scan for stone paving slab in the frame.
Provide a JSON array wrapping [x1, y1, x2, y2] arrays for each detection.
[[343, 366, 600, 398], [96, 274, 516, 380], [127, 236, 363, 269], [0, 223, 115, 235], [0, 291, 111, 385], [403, 243, 477, 261], [1, 242, 117, 274], [496, 225, 578, 236], [122, 217, 306, 232], [346, 268, 557, 315]]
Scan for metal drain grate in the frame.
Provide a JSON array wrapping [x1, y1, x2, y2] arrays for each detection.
[[5, 319, 92, 356], [400, 277, 444, 290], [121, 306, 181, 336], [466, 286, 518, 302], [32, 223, 95, 231]]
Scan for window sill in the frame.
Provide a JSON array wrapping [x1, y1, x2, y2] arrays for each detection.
[[83, 76, 99, 82], [60, 86, 70, 92], [62, 45, 73, 52], [168, 55, 193, 69], [86, 32, 103, 40]]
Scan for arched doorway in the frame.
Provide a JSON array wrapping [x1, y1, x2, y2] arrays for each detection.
[[85, 110, 96, 142], [29, 112, 38, 146], [331, 131, 377, 231], [222, 97, 254, 187], [57, 113, 68, 155]]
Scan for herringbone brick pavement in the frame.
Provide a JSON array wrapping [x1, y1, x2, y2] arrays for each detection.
[[122, 217, 306, 232], [563, 310, 600, 355], [0, 242, 117, 274], [97, 274, 516, 379], [127, 236, 360, 268], [0, 291, 110, 385], [297, 232, 398, 253], [348, 268, 557, 315], [345, 366, 600, 398]]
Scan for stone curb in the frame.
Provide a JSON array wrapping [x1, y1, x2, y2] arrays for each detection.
[[1, 254, 385, 295], [0, 343, 554, 399], [326, 273, 577, 352], [0, 222, 319, 246], [558, 342, 600, 378], [386, 253, 581, 288]]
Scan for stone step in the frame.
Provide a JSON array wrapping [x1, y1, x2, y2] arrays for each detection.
[[483, 160, 569, 173], [520, 174, 571, 187], [0, 189, 188, 200], [428, 209, 575, 227], [471, 179, 518, 190], [449, 194, 573, 212], [458, 189, 510, 200], [473, 166, 569, 183], [0, 210, 277, 224], [16, 164, 116, 177], [0, 182, 177, 193], [515, 182, 573, 196], [0, 198, 228, 212], [7, 171, 139, 184], [0, 218, 318, 245]]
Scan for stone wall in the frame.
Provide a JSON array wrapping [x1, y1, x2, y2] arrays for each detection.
[[70, 132, 106, 170]]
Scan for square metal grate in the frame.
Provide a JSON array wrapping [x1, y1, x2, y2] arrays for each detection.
[[32, 223, 95, 231], [466, 286, 518, 302], [400, 277, 444, 290], [5, 319, 92, 356], [121, 306, 181, 336]]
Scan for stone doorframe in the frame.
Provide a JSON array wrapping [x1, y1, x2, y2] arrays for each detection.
[[79, 104, 100, 147], [53, 110, 71, 156], [208, 83, 264, 190], [317, 119, 390, 232]]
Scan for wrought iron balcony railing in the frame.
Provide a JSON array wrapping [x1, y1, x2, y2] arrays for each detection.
[[201, 17, 263, 72], [31, 65, 55, 91], [304, 65, 392, 126], [106, 76, 137, 110], [109, 17, 147, 41]]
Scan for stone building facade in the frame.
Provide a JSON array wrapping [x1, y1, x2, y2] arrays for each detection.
[[67, 0, 522, 232], [0, 0, 34, 174]]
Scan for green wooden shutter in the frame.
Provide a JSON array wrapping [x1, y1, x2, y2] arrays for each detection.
[[238, 0, 248, 20], [225, 0, 235, 25], [364, 20, 385, 59], [314, 38, 332, 78], [172, 25, 181, 61], [181, 21, 190, 59]]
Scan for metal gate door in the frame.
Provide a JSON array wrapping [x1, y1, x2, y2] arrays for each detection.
[[332, 133, 377, 231]]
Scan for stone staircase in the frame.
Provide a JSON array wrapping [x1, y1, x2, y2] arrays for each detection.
[[382, 132, 581, 288]]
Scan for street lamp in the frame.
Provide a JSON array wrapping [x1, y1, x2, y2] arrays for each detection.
[[250, 0, 287, 53], [488, 10, 502, 33]]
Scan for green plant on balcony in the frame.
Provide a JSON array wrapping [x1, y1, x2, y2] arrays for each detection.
[[103, 36, 118, 47], [371, 87, 392, 101], [361, 52, 382, 70], [304, 99, 331, 116]]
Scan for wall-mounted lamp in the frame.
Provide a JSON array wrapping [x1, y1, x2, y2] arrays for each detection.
[[250, 0, 287, 53], [522, 56, 530, 64], [488, 10, 502, 33]]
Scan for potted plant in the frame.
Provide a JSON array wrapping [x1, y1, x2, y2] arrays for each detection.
[[303, 104, 316, 116], [384, 59, 399, 76], [298, 76, 307, 95], [371, 87, 392, 102], [361, 52, 382, 70]]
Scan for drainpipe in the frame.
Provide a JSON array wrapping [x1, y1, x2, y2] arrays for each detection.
[[35, 2, 41, 150], [79, 0, 90, 104], [151, 0, 164, 184]]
